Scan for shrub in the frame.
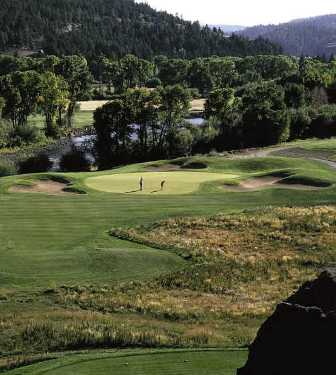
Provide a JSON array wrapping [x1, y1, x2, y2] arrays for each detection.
[[19, 154, 53, 174], [289, 107, 312, 140], [146, 77, 162, 88], [60, 149, 91, 172], [11, 124, 42, 146], [0, 159, 17, 177], [310, 105, 336, 138]]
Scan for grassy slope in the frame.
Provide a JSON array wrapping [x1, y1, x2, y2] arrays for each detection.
[[6, 350, 246, 375], [1, 156, 336, 290], [1, 152, 336, 372]]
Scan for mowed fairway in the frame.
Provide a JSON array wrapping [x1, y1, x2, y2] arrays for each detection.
[[6, 350, 247, 375], [1, 155, 336, 290], [86, 172, 238, 194]]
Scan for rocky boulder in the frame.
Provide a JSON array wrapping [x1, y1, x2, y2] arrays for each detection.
[[238, 269, 336, 375]]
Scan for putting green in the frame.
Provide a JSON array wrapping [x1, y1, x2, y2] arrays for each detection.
[[86, 172, 238, 194]]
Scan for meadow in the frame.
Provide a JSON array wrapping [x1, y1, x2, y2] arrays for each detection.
[[27, 99, 206, 130], [1, 143, 336, 373]]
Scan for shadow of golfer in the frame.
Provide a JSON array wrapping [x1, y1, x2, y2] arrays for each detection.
[[125, 189, 141, 194], [150, 190, 161, 193]]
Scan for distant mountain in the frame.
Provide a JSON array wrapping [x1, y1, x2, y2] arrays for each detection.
[[238, 14, 336, 57], [210, 25, 246, 33], [0, 0, 280, 59]]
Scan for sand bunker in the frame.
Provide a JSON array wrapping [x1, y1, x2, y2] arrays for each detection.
[[10, 180, 74, 195], [223, 176, 326, 192]]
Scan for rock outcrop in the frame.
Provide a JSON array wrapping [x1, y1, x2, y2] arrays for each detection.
[[238, 269, 336, 375]]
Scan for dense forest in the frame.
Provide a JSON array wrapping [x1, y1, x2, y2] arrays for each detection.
[[239, 14, 336, 58], [0, 0, 281, 58]]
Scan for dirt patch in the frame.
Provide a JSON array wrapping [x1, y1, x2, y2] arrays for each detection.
[[10, 180, 76, 195], [223, 176, 326, 192]]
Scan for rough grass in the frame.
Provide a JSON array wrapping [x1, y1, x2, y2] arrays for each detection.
[[3, 206, 328, 356]]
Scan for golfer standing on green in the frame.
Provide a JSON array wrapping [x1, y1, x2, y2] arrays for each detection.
[[139, 176, 144, 191]]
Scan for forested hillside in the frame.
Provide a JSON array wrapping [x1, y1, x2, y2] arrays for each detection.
[[239, 14, 336, 58], [0, 0, 280, 58]]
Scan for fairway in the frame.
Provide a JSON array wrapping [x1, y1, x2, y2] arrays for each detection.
[[86, 172, 238, 194], [6, 350, 247, 375]]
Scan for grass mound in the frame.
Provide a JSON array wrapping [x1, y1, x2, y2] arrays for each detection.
[[182, 161, 208, 170]]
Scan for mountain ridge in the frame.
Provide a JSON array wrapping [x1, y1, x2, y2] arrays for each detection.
[[238, 14, 336, 57]]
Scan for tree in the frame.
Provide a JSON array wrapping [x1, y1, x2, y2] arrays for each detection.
[[284, 83, 306, 108], [56, 56, 92, 127], [240, 82, 290, 147], [208, 58, 237, 89], [0, 96, 5, 116], [289, 107, 312, 140], [38, 72, 69, 137], [120, 55, 155, 89], [205, 88, 236, 119], [158, 85, 191, 157], [0, 70, 42, 127], [187, 58, 212, 95], [124, 88, 160, 158], [93, 99, 134, 168], [158, 59, 190, 86]]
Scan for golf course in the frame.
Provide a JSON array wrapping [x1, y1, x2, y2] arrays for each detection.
[[2, 138, 336, 374]]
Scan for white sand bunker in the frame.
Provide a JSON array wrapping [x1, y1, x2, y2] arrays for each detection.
[[10, 180, 73, 195], [224, 176, 326, 192]]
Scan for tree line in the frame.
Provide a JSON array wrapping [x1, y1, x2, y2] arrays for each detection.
[[1, 53, 336, 170], [92, 54, 336, 168]]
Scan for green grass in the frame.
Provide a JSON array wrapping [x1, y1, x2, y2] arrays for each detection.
[[5, 349, 247, 375], [1, 156, 336, 291], [1, 153, 336, 369], [86, 171, 238, 195], [28, 111, 94, 129]]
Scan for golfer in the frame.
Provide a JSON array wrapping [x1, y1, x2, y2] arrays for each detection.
[[160, 180, 166, 191], [139, 176, 144, 191]]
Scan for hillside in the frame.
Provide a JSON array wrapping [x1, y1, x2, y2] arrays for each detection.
[[0, 0, 280, 59], [238, 14, 336, 57], [210, 24, 246, 33]]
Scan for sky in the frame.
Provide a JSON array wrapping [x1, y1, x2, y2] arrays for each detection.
[[136, 0, 335, 26]]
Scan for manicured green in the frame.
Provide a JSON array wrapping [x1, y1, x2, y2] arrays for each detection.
[[6, 349, 247, 375], [86, 171, 239, 195]]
